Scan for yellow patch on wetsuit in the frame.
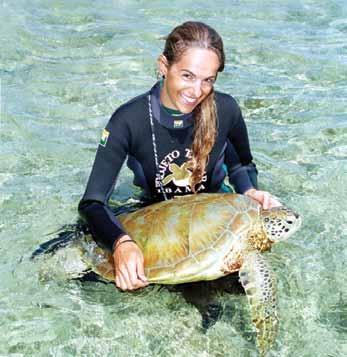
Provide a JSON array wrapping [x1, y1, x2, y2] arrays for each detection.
[[99, 129, 110, 147], [173, 120, 183, 128]]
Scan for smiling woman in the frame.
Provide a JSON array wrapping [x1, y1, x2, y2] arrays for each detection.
[[158, 48, 219, 112], [159, 47, 221, 190], [78, 21, 281, 292]]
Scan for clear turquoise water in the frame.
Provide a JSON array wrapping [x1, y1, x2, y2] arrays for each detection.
[[1, 0, 346, 356]]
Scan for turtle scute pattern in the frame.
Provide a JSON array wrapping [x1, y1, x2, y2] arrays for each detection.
[[115, 193, 260, 283]]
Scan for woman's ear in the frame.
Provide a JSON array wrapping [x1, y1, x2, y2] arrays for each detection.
[[157, 54, 169, 77]]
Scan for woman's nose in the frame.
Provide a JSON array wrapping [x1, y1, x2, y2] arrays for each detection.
[[192, 80, 202, 97]]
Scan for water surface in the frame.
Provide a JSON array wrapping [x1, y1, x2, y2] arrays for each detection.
[[1, 0, 346, 356]]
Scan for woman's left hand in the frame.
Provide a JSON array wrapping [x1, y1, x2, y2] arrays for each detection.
[[244, 188, 282, 210]]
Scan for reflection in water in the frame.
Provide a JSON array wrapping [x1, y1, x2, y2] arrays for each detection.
[[319, 293, 347, 335]]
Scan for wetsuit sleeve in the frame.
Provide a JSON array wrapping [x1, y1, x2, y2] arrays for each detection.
[[78, 109, 131, 251], [226, 103, 258, 193]]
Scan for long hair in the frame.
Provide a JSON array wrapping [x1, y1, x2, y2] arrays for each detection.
[[162, 21, 225, 192]]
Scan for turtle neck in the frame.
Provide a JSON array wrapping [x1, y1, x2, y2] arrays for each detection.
[[150, 81, 194, 130]]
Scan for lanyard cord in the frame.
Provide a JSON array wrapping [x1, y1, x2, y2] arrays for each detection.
[[148, 94, 168, 201]]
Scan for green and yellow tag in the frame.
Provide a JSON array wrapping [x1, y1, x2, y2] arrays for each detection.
[[99, 129, 110, 147], [173, 120, 183, 128]]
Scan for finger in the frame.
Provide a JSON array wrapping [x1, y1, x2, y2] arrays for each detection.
[[126, 261, 140, 288], [119, 266, 134, 290], [270, 196, 282, 208], [136, 257, 148, 284], [115, 263, 122, 288], [118, 275, 128, 291], [263, 192, 270, 210], [115, 275, 121, 289]]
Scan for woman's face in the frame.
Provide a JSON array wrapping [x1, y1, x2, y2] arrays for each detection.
[[159, 47, 220, 113]]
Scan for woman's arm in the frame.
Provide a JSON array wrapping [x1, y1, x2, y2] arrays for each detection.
[[226, 102, 281, 209], [79, 108, 147, 290], [79, 110, 131, 250], [224, 138, 257, 193]]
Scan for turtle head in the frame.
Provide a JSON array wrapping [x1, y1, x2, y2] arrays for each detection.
[[261, 206, 301, 243]]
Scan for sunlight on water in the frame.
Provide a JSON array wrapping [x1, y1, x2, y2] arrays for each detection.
[[1, 0, 346, 356]]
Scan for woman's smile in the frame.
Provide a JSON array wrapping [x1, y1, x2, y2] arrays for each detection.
[[180, 93, 198, 106]]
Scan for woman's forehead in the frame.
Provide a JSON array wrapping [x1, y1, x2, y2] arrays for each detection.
[[171, 48, 220, 77]]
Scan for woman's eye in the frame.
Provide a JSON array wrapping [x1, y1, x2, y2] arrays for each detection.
[[205, 78, 215, 85], [182, 73, 193, 80]]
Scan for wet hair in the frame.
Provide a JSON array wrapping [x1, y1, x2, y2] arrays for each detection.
[[162, 21, 225, 192]]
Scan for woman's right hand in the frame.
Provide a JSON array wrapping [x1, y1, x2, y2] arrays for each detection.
[[113, 235, 149, 291]]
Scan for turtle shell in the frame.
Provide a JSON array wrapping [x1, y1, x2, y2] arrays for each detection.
[[84, 193, 261, 284]]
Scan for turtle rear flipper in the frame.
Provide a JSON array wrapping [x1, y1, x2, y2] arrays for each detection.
[[76, 271, 112, 284], [31, 221, 88, 259], [238, 251, 278, 355]]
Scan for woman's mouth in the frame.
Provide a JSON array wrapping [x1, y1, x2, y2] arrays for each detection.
[[180, 93, 198, 106]]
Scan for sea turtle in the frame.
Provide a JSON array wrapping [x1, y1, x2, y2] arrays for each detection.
[[32, 193, 301, 355]]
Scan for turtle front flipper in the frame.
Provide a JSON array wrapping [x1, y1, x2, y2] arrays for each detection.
[[238, 251, 278, 355]]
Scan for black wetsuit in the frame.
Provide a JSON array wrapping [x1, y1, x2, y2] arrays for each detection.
[[78, 82, 257, 251]]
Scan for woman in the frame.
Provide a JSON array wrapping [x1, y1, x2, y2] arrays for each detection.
[[79, 21, 280, 292]]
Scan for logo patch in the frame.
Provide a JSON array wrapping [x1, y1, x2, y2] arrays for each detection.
[[155, 149, 207, 196], [162, 162, 192, 187], [99, 129, 110, 147], [173, 120, 183, 129]]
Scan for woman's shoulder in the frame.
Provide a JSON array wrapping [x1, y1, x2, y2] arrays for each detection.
[[109, 89, 150, 123], [214, 90, 241, 111], [214, 90, 242, 120]]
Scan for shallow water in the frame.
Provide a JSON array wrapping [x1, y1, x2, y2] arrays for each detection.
[[1, 0, 346, 356]]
